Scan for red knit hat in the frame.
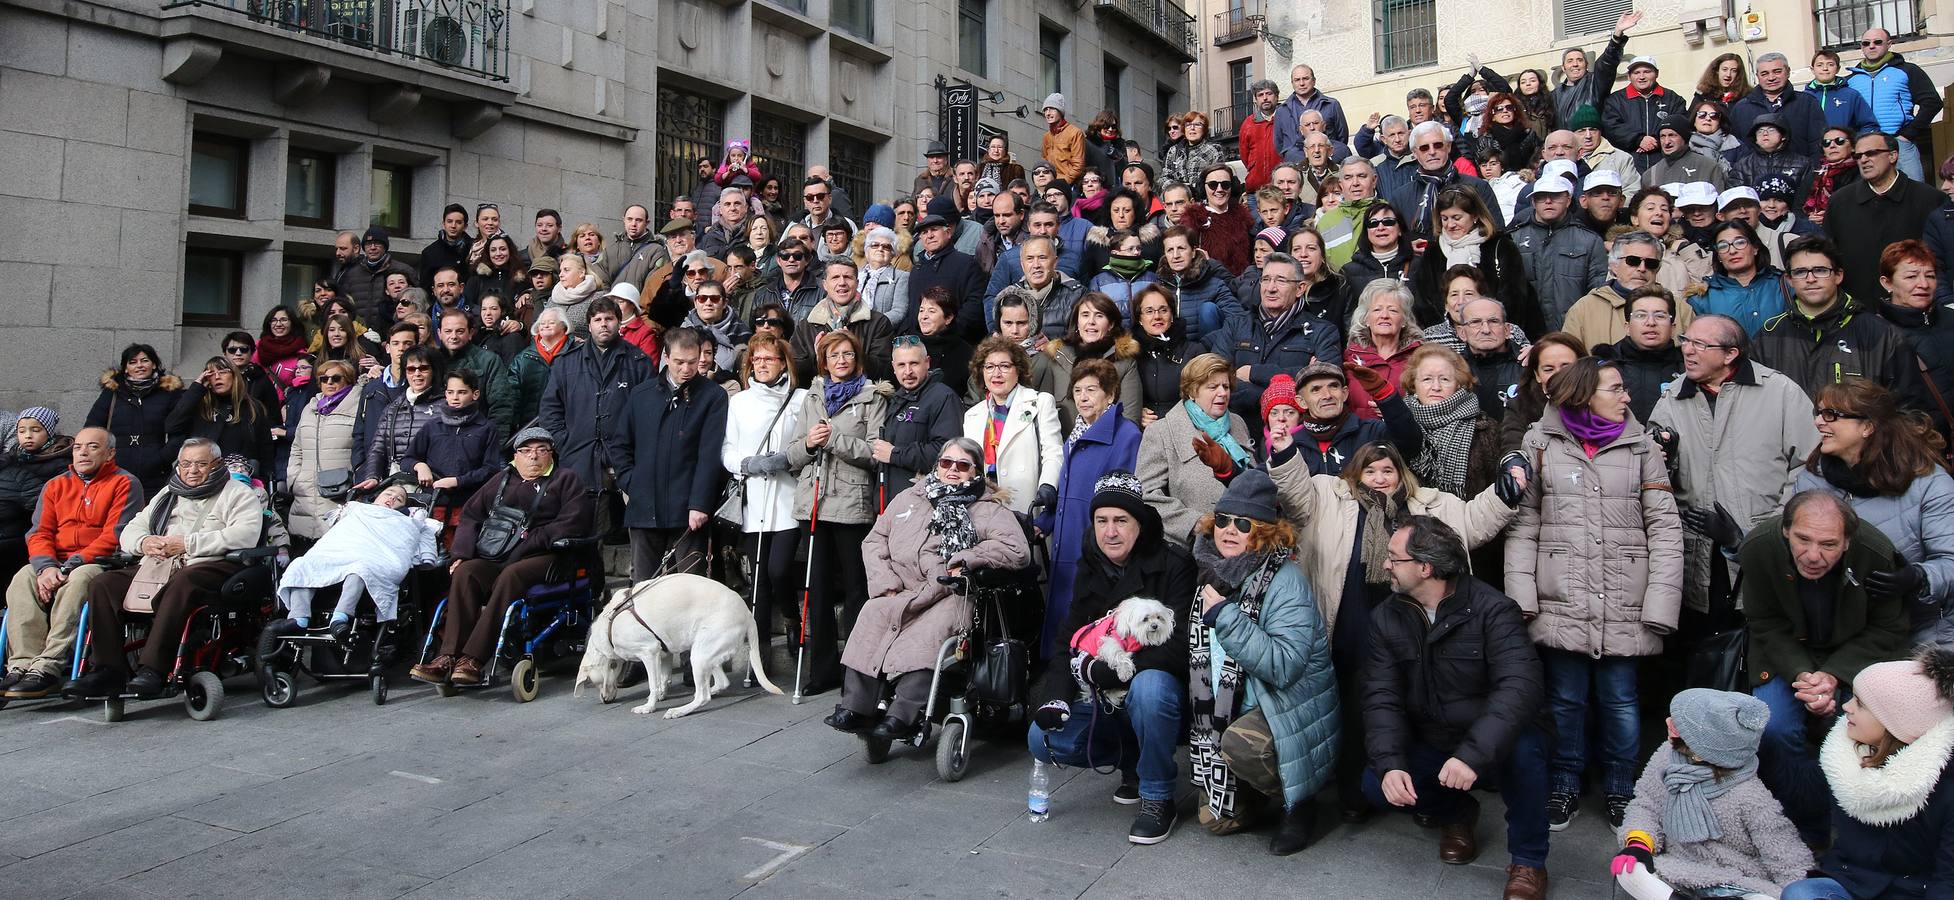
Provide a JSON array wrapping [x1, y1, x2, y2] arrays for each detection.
[[1261, 374, 1305, 425]]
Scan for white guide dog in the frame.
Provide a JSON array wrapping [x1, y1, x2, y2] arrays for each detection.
[[574, 573, 783, 717]]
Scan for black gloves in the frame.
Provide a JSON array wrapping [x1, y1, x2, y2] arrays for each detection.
[[1680, 503, 1744, 549], [1494, 453, 1532, 508], [1033, 699, 1071, 731], [1866, 563, 1929, 604], [1648, 422, 1678, 458], [1035, 484, 1058, 512]]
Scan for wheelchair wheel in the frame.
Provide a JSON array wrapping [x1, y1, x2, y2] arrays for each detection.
[[510, 658, 539, 703], [185, 671, 225, 721], [371, 674, 388, 705], [934, 719, 970, 782], [261, 669, 298, 708], [103, 697, 124, 723], [863, 733, 892, 764]]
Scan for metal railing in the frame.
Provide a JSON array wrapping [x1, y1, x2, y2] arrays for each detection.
[[159, 0, 511, 82], [1373, 0, 1436, 72], [1095, 0, 1198, 59], [1212, 4, 1259, 45], [1814, 0, 1920, 49], [1209, 103, 1250, 138]]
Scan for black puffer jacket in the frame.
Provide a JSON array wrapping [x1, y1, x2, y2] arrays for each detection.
[[1407, 231, 1543, 337], [1463, 340, 1526, 421], [878, 376, 965, 492], [1034, 498, 1196, 708], [84, 371, 182, 497], [1135, 324, 1195, 419], [1592, 336, 1684, 424], [1340, 251, 1413, 299], [1753, 294, 1923, 409], [362, 385, 443, 483], [1363, 575, 1547, 775], [166, 384, 275, 478], [402, 404, 503, 496], [1880, 299, 1954, 440], [0, 436, 73, 543]]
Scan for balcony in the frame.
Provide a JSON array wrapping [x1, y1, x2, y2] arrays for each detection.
[[1094, 0, 1198, 62], [1813, 0, 1920, 49], [1209, 103, 1250, 138], [1213, 5, 1259, 45], [158, 0, 511, 82]]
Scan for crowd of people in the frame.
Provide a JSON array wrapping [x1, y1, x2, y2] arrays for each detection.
[[5, 18, 1954, 900]]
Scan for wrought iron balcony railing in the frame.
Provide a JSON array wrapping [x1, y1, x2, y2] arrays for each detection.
[[161, 0, 511, 82]]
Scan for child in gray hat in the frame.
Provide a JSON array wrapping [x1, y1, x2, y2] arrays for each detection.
[[1611, 687, 1814, 899]]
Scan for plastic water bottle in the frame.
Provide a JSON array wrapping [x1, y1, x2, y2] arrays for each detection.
[[1027, 759, 1051, 822]]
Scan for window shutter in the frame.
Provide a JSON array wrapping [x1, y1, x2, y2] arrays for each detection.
[[1559, 0, 1630, 37]]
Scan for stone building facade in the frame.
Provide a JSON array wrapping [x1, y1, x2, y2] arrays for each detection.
[[0, 0, 1191, 420]]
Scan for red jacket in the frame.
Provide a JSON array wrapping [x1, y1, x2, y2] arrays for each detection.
[[26, 461, 142, 572], [1239, 115, 1280, 192], [620, 317, 661, 367]]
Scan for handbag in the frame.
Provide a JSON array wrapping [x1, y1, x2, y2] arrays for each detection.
[[717, 392, 795, 531], [474, 473, 547, 562], [316, 468, 353, 500], [1683, 573, 1747, 693], [967, 634, 1026, 705], [123, 554, 183, 613]]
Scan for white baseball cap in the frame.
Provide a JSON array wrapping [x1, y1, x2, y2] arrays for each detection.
[[1532, 176, 1575, 196], [1540, 159, 1578, 182], [1582, 170, 1624, 193], [1660, 182, 1685, 199], [1717, 186, 1761, 210], [1677, 182, 1719, 208], [1626, 55, 1659, 72]]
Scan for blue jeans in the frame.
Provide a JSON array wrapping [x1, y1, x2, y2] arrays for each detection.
[[1899, 136, 1926, 183], [1780, 877, 1851, 900], [1753, 677, 1843, 843], [1541, 649, 1641, 797], [1361, 726, 1554, 868], [1027, 668, 1184, 802]]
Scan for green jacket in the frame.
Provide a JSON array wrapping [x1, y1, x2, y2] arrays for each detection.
[[502, 343, 554, 431], [1318, 197, 1378, 271], [1739, 514, 1908, 688], [443, 342, 516, 435]]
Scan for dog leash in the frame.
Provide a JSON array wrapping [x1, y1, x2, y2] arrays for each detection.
[[605, 579, 672, 655]]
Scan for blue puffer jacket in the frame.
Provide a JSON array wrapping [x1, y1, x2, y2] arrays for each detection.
[[1848, 52, 1944, 141], [1159, 255, 1242, 340], [1803, 80, 1879, 134], [1202, 555, 1339, 809], [1088, 269, 1160, 323], [1694, 269, 1788, 336]]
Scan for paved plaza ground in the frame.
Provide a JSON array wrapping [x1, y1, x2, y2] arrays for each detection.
[[0, 655, 1620, 899]]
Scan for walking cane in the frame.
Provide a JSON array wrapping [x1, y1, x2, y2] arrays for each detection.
[[792, 449, 826, 704]]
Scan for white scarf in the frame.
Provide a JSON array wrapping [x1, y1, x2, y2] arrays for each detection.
[[1437, 228, 1487, 270], [1820, 715, 1954, 827]]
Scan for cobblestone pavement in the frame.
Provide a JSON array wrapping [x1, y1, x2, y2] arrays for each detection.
[[0, 653, 1618, 899]]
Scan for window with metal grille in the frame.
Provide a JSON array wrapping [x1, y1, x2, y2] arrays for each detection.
[[959, 0, 987, 76], [1104, 57, 1124, 122], [1373, 0, 1436, 73], [1814, 0, 1921, 49], [1559, 0, 1631, 36], [655, 85, 726, 224], [831, 133, 876, 214], [752, 115, 808, 216], [1040, 26, 1064, 99]]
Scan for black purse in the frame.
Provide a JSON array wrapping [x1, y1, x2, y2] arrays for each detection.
[[474, 473, 548, 562], [1684, 572, 1747, 693], [967, 635, 1026, 705]]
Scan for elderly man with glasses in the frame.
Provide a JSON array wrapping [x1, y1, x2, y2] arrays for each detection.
[[1822, 131, 1944, 304], [1563, 230, 1697, 349], [1384, 122, 1503, 244], [1752, 235, 1923, 404], [1648, 313, 1820, 629]]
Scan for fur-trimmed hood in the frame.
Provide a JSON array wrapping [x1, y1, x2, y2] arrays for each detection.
[[100, 370, 184, 393], [1085, 222, 1163, 248], [1044, 332, 1139, 362], [1822, 715, 1954, 827]]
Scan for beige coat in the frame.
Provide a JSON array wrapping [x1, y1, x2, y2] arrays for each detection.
[[842, 484, 1031, 677], [1561, 282, 1696, 352], [1269, 452, 1515, 630], [119, 477, 264, 565], [1137, 402, 1253, 548], [784, 378, 891, 526], [287, 383, 366, 540], [1503, 407, 1685, 658]]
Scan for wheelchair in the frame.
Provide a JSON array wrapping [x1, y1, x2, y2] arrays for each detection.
[[67, 545, 282, 722], [0, 557, 95, 711], [857, 561, 1045, 781], [414, 536, 605, 702]]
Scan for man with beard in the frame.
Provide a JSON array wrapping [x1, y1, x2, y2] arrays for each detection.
[[538, 297, 658, 523], [338, 225, 417, 326], [597, 203, 667, 287], [873, 337, 965, 496], [1239, 79, 1284, 191], [1577, 170, 1628, 236], [419, 203, 472, 292], [1643, 117, 1728, 190]]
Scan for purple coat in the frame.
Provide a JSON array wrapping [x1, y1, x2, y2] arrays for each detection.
[[1035, 405, 1143, 656]]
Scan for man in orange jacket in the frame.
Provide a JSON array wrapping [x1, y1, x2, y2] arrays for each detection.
[[1041, 94, 1086, 183], [2, 428, 141, 699], [1239, 79, 1283, 191]]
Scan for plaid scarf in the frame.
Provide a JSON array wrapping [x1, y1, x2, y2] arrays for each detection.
[[1405, 389, 1480, 496], [1187, 537, 1290, 821], [921, 472, 983, 561]]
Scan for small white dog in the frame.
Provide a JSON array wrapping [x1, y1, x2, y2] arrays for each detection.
[[574, 573, 783, 718], [1070, 596, 1176, 707]]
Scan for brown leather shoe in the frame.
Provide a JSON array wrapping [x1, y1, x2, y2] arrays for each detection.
[[449, 656, 484, 685], [1501, 864, 1547, 900], [410, 655, 456, 684], [1437, 796, 1480, 865]]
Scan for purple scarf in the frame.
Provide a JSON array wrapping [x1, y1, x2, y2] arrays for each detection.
[[1560, 405, 1626, 448], [314, 383, 354, 416], [823, 374, 867, 416]]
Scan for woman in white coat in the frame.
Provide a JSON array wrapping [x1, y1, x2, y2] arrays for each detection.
[[963, 335, 1061, 517], [286, 360, 367, 542], [721, 332, 807, 673]]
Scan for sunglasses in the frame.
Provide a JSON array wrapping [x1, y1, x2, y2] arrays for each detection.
[[1861, 38, 1887, 46], [404, 364, 432, 373], [1367, 217, 1399, 228], [1695, 111, 1720, 119], [1493, 105, 1516, 113], [1215, 514, 1259, 533], [317, 374, 346, 384], [1620, 255, 1662, 271], [685, 268, 711, 276], [224, 345, 251, 354], [803, 192, 829, 201], [1204, 181, 1232, 190], [1815, 407, 1868, 422], [1822, 136, 1851, 147], [1852, 148, 1893, 160], [777, 251, 807, 261], [936, 457, 976, 474], [1414, 142, 1447, 153], [753, 317, 789, 329]]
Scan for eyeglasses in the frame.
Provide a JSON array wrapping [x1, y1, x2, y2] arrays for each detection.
[[1620, 254, 1662, 271], [1367, 217, 1399, 228], [1205, 181, 1232, 190], [803, 192, 829, 201], [1214, 514, 1258, 533], [1788, 266, 1837, 279], [1852, 149, 1894, 160], [404, 364, 432, 373], [982, 363, 1016, 373], [1415, 142, 1448, 153], [1822, 136, 1851, 147], [1598, 384, 1632, 395], [1714, 239, 1752, 252], [1385, 555, 1417, 566], [176, 459, 218, 471], [936, 457, 976, 474], [1627, 310, 1673, 322], [867, 242, 895, 252], [1678, 335, 1732, 351], [317, 374, 346, 384], [825, 350, 858, 361], [514, 446, 552, 457], [777, 251, 807, 261], [1815, 407, 1868, 422], [1260, 275, 1300, 285]]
